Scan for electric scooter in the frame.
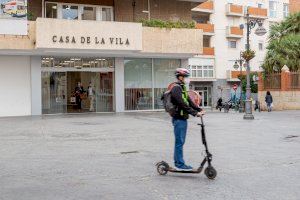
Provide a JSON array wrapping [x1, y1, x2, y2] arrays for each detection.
[[156, 116, 217, 179]]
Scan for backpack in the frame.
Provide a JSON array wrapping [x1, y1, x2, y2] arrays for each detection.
[[161, 83, 178, 116]]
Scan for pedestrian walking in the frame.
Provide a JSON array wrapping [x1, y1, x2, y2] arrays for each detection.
[[265, 91, 273, 112]]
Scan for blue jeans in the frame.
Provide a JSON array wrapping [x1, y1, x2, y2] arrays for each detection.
[[172, 118, 188, 168], [267, 102, 272, 112]]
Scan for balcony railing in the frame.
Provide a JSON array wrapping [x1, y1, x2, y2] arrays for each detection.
[[195, 23, 214, 35], [226, 26, 243, 38], [202, 47, 214, 56], [192, 1, 214, 13], [226, 4, 243, 16], [0, 21, 35, 50], [247, 7, 268, 19]]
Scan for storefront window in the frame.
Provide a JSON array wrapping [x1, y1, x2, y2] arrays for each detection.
[[62, 5, 78, 20], [124, 58, 180, 110], [153, 59, 180, 109], [42, 72, 67, 114], [124, 58, 152, 110], [82, 6, 96, 20], [42, 57, 114, 114], [45, 3, 57, 18]]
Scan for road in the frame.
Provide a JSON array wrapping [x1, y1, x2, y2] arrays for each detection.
[[0, 111, 299, 200]]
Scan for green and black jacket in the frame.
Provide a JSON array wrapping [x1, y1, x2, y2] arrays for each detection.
[[170, 81, 202, 120]]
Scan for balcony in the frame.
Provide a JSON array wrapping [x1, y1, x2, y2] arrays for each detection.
[[142, 27, 202, 55], [0, 22, 36, 50], [0, 18, 203, 57], [195, 23, 214, 35], [226, 26, 243, 38], [202, 47, 214, 56], [191, 1, 214, 13], [247, 7, 268, 19], [226, 4, 243, 17]]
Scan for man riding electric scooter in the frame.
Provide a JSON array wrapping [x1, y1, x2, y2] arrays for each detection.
[[170, 68, 205, 171]]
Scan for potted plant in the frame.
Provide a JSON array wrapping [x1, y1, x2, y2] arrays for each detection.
[[242, 50, 255, 61]]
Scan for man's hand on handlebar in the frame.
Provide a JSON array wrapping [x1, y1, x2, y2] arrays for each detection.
[[196, 110, 205, 117]]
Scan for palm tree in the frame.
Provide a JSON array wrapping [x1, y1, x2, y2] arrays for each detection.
[[262, 12, 300, 73]]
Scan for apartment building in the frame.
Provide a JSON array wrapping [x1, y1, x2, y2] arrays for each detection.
[[189, 0, 290, 108], [0, 0, 204, 117]]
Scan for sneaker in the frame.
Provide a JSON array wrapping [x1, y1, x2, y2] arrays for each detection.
[[175, 165, 193, 171]]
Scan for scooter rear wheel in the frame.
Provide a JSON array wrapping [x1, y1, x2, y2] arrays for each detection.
[[156, 162, 169, 175], [204, 166, 217, 179]]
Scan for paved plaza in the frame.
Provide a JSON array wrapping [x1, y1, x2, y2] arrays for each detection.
[[0, 111, 300, 200]]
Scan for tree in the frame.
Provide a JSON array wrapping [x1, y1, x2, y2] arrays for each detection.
[[262, 12, 300, 73], [238, 73, 258, 93]]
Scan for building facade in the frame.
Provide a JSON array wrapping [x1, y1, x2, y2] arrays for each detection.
[[189, 0, 290, 108], [289, 0, 300, 13], [0, 0, 294, 117], [0, 0, 204, 117]]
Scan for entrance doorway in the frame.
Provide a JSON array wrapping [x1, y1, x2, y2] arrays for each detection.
[[41, 57, 114, 114], [195, 86, 212, 107]]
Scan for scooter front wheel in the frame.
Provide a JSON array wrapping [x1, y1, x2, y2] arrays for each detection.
[[204, 166, 217, 179], [156, 161, 169, 175]]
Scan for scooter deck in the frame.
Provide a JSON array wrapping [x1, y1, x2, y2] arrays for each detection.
[[168, 167, 201, 173]]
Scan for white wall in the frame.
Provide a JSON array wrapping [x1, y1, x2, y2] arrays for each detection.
[[115, 58, 125, 112], [0, 56, 31, 117], [31, 56, 42, 115]]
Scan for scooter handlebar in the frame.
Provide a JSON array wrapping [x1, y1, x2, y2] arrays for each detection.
[[200, 116, 204, 125]]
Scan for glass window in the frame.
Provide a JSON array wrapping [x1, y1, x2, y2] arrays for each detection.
[[42, 72, 67, 114], [283, 3, 289, 18], [45, 3, 57, 18], [228, 40, 237, 48], [190, 65, 214, 78], [102, 7, 112, 21], [269, 1, 277, 18], [42, 57, 115, 114], [197, 66, 203, 78], [153, 59, 181, 109], [258, 3, 263, 8], [259, 42, 263, 51], [82, 6, 96, 20], [62, 5, 78, 20], [124, 59, 152, 110]]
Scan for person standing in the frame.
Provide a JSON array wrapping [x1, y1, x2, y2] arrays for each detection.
[[170, 68, 205, 171], [75, 82, 84, 112], [88, 82, 95, 112], [265, 91, 273, 112]]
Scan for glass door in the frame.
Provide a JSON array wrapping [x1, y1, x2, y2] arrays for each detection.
[[96, 72, 114, 112], [42, 72, 67, 114], [195, 86, 212, 108]]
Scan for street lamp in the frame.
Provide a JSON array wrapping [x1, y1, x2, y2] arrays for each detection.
[[241, 7, 267, 120], [233, 51, 245, 113]]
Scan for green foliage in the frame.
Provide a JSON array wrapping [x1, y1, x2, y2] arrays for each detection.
[[27, 11, 34, 21], [241, 50, 256, 61], [139, 19, 196, 29], [238, 73, 258, 93], [262, 12, 300, 73]]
